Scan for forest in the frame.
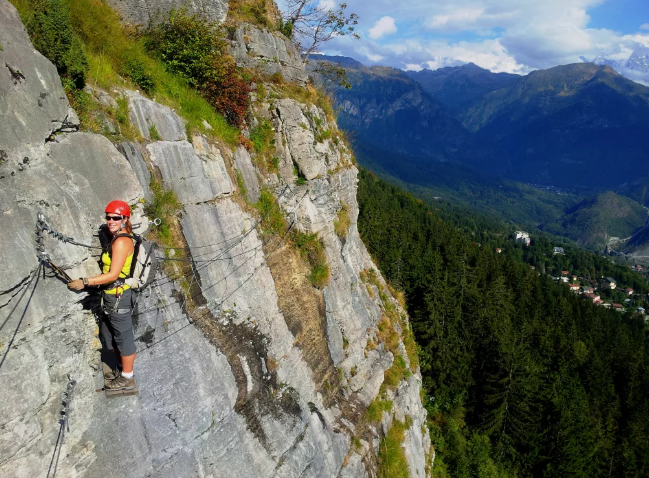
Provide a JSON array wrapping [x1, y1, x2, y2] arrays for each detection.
[[357, 169, 649, 478]]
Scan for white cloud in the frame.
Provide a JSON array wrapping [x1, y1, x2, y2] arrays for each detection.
[[368, 16, 397, 40], [282, 0, 649, 75], [427, 8, 485, 30]]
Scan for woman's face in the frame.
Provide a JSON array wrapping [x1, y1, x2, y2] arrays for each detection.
[[106, 214, 124, 234]]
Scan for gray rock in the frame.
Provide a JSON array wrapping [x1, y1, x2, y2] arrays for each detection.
[[116, 142, 152, 201], [0, 0, 70, 165], [233, 145, 261, 203], [0, 132, 142, 327], [230, 24, 308, 85], [192, 134, 234, 197], [339, 453, 369, 478], [275, 99, 325, 180], [147, 141, 231, 204], [125, 90, 187, 141], [0, 5, 432, 475], [105, 0, 229, 25]]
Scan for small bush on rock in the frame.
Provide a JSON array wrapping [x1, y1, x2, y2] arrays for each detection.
[[21, 0, 88, 88], [146, 9, 251, 126], [123, 58, 156, 95], [291, 230, 330, 289]]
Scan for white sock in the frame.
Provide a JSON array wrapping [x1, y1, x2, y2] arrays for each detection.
[[121, 371, 134, 379]]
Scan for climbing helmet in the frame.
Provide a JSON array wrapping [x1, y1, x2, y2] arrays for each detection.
[[105, 200, 131, 218]]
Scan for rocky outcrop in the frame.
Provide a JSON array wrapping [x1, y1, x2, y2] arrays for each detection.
[[0, 1, 431, 477], [230, 24, 309, 85], [105, 0, 229, 25], [0, 0, 77, 167], [126, 90, 187, 141]]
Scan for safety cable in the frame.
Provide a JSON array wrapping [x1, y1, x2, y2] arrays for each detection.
[[45, 375, 76, 478], [145, 185, 292, 290], [135, 215, 298, 354], [136, 187, 312, 350], [133, 189, 309, 317], [0, 263, 42, 370]]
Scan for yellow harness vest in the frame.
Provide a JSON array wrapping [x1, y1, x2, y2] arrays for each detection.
[[102, 237, 134, 295]]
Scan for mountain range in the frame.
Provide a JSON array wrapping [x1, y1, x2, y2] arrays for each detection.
[[589, 45, 649, 86], [310, 55, 649, 249]]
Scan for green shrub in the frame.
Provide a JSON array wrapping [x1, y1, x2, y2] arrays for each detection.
[[19, 0, 88, 88], [236, 170, 248, 199], [250, 119, 274, 153], [124, 58, 156, 95], [365, 398, 393, 423], [145, 8, 224, 87], [146, 8, 251, 126], [249, 119, 278, 172], [149, 124, 161, 141], [278, 19, 293, 39], [334, 201, 351, 238], [145, 179, 181, 244], [381, 354, 410, 392]]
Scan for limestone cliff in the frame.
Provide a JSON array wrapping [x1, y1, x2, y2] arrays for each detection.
[[0, 1, 431, 477], [104, 0, 229, 26]]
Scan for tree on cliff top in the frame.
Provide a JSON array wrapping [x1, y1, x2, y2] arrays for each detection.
[[281, 0, 359, 63]]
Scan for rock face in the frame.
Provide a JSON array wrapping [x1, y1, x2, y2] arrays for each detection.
[[230, 24, 309, 85], [0, 1, 431, 477], [105, 0, 229, 25]]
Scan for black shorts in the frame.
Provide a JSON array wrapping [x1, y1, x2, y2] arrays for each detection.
[[100, 289, 136, 356]]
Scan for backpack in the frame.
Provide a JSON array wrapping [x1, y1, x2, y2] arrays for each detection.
[[125, 234, 159, 290], [107, 232, 159, 291]]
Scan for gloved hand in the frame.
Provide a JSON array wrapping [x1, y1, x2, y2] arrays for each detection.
[[68, 279, 85, 290]]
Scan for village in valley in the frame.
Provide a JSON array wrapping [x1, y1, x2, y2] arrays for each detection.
[[508, 231, 649, 318]]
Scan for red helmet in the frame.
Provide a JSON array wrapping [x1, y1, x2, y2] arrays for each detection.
[[105, 200, 131, 218]]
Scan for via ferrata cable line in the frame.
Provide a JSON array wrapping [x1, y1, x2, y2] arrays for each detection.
[[135, 217, 297, 354], [133, 189, 309, 318], [45, 375, 76, 478], [0, 263, 42, 370], [135, 189, 309, 353]]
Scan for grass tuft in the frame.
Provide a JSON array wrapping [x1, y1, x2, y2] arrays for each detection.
[[145, 179, 182, 248], [291, 230, 330, 289], [377, 419, 410, 478], [334, 201, 351, 238], [255, 189, 287, 236]]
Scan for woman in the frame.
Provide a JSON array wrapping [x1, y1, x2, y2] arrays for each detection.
[[68, 200, 137, 391]]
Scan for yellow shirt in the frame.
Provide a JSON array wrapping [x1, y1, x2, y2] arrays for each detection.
[[101, 245, 134, 295]]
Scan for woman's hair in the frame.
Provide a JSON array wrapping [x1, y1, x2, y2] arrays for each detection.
[[123, 218, 133, 235]]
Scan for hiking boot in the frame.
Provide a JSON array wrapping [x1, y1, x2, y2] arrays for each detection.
[[105, 373, 136, 391], [104, 367, 122, 381]]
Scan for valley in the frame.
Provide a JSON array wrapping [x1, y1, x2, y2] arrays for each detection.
[[312, 54, 649, 253]]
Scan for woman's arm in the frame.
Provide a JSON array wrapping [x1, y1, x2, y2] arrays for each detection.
[[68, 237, 133, 290]]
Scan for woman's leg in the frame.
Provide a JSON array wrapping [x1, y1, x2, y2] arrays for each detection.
[[121, 353, 136, 373], [107, 290, 137, 379]]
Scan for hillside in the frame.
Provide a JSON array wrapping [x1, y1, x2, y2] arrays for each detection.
[[404, 63, 519, 116], [309, 54, 469, 161], [316, 57, 649, 192], [357, 169, 649, 478], [351, 138, 580, 230], [0, 1, 430, 477], [461, 63, 649, 189], [541, 191, 648, 250]]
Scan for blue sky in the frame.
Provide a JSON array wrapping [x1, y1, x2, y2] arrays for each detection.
[[283, 0, 649, 74]]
